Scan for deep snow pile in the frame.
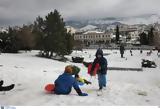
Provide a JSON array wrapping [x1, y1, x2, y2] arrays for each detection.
[[0, 50, 160, 106]]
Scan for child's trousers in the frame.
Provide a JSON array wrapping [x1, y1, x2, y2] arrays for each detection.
[[97, 73, 107, 89]]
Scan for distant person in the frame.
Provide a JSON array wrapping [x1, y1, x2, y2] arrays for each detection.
[[90, 48, 108, 90], [130, 49, 133, 56], [120, 43, 125, 58], [157, 48, 160, 57], [147, 50, 152, 56]]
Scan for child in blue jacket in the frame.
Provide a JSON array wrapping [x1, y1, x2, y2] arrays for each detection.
[[54, 65, 88, 96], [90, 48, 108, 90]]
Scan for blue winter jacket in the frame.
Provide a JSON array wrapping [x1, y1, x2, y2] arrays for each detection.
[[54, 73, 80, 94], [91, 48, 108, 74]]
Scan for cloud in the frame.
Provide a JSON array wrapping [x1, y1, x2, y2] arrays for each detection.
[[0, 0, 160, 26]]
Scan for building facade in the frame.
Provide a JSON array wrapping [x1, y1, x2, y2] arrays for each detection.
[[65, 26, 76, 34], [74, 31, 112, 45]]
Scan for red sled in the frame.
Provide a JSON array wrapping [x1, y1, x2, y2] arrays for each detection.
[[88, 63, 100, 76], [44, 84, 55, 93]]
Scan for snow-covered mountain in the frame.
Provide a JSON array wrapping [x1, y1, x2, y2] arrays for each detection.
[[66, 14, 160, 29], [79, 25, 98, 31], [120, 14, 160, 25], [89, 14, 160, 25]]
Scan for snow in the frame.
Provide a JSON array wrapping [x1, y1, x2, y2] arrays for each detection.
[[86, 14, 160, 25], [0, 49, 160, 106], [80, 25, 97, 31], [121, 16, 160, 25], [83, 30, 104, 34]]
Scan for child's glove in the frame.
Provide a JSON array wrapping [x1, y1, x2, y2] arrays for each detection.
[[79, 93, 88, 96], [84, 79, 91, 85], [85, 81, 91, 85]]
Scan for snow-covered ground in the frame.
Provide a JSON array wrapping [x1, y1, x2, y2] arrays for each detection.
[[0, 49, 160, 106]]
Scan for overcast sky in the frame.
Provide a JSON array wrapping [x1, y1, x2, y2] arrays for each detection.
[[0, 0, 160, 27]]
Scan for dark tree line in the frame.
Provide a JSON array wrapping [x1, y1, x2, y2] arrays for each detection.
[[0, 10, 74, 57], [0, 25, 37, 53], [0, 27, 20, 53], [139, 26, 154, 45]]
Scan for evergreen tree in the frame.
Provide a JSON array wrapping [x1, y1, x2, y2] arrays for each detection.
[[0, 32, 8, 52], [44, 10, 67, 57], [116, 25, 120, 44], [1, 27, 20, 53], [33, 16, 46, 51], [66, 31, 74, 54], [148, 26, 154, 45], [139, 32, 148, 45], [33, 9, 73, 57]]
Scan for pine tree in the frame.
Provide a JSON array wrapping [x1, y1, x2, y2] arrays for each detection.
[[116, 25, 120, 44], [148, 26, 154, 45], [45, 10, 66, 57], [33, 9, 73, 58], [66, 31, 74, 54], [3, 27, 20, 53], [139, 32, 148, 45], [33, 16, 46, 51]]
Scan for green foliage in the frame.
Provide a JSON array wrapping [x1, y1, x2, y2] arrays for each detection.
[[66, 32, 74, 54], [0, 9, 73, 55], [0, 27, 20, 53], [33, 16, 46, 50], [148, 27, 154, 45], [33, 9, 73, 57], [139, 32, 148, 45], [116, 25, 120, 44], [139, 27, 155, 46]]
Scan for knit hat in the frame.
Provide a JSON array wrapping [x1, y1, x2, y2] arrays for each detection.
[[65, 65, 73, 74], [95, 48, 103, 57], [72, 65, 80, 75]]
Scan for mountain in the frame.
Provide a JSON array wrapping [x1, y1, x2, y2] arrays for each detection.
[[65, 20, 87, 29], [66, 14, 160, 29], [80, 25, 98, 31], [120, 14, 160, 25]]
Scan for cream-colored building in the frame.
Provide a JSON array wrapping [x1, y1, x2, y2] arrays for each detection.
[[65, 26, 76, 34], [74, 31, 112, 44], [128, 31, 140, 39]]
